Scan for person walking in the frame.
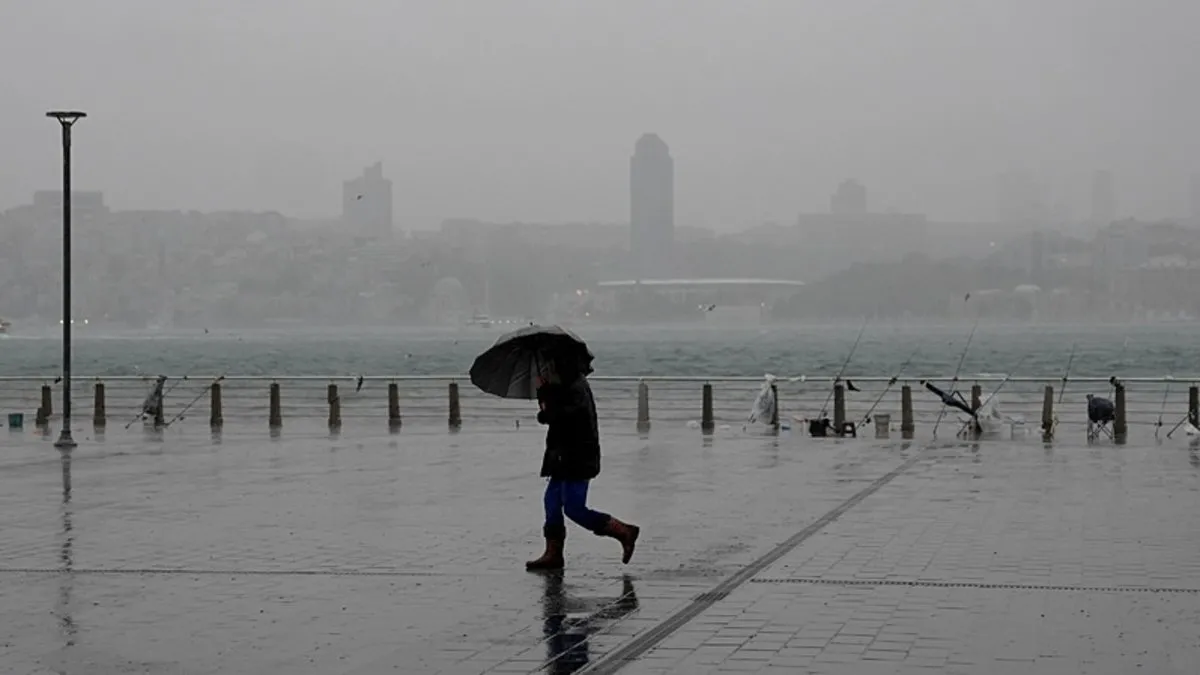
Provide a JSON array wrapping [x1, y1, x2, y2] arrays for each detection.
[[525, 355, 640, 571]]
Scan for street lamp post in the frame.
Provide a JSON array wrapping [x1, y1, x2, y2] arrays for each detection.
[[47, 111, 86, 450]]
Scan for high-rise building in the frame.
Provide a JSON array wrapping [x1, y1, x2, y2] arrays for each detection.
[[1090, 170, 1116, 226], [342, 162, 394, 239], [630, 133, 674, 279], [830, 179, 867, 215]]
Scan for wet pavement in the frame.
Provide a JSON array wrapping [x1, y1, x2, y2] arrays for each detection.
[[2, 422, 1199, 674]]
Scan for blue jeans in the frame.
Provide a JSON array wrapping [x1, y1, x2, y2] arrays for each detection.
[[544, 479, 610, 533]]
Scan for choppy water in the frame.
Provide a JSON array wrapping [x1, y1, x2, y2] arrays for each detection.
[[1, 322, 1196, 378]]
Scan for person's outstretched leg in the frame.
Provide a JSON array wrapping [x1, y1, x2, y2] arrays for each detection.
[[527, 480, 566, 570], [561, 481, 641, 564]]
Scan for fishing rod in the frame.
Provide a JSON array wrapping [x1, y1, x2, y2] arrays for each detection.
[[1154, 375, 1175, 438], [1049, 343, 1077, 438], [120, 370, 199, 429], [932, 319, 978, 438], [857, 346, 920, 429], [817, 317, 868, 419], [1165, 389, 1198, 438], [123, 375, 170, 429], [162, 375, 226, 428], [959, 353, 1029, 436], [1108, 336, 1129, 400]]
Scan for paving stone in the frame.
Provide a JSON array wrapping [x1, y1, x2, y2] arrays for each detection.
[[5, 425, 1200, 673], [0, 425, 917, 673], [619, 441, 1200, 674]]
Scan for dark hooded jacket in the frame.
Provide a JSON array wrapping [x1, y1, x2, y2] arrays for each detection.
[[536, 375, 601, 481]]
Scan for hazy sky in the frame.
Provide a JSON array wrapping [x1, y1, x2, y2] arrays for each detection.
[[3, 1, 1198, 229]]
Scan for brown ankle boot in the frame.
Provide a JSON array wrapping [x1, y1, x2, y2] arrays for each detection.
[[600, 517, 641, 564], [526, 524, 565, 571]]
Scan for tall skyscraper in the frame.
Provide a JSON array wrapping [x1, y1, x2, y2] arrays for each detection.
[[342, 162, 394, 239], [630, 133, 674, 279], [1090, 170, 1116, 226]]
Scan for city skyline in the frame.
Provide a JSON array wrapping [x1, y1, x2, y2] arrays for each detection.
[[4, 1, 1200, 229]]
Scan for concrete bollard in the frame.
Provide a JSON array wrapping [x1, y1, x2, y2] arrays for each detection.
[[1113, 384, 1127, 440], [388, 382, 402, 429], [833, 383, 846, 432], [210, 382, 224, 428], [636, 381, 650, 431], [448, 382, 462, 429], [93, 381, 106, 428], [327, 383, 341, 429], [1041, 385, 1054, 435], [268, 382, 282, 428], [900, 385, 914, 437], [1190, 385, 1198, 429], [36, 384, 52, 426], [701, 383, 714, 433], [971, 384, 982, 412]]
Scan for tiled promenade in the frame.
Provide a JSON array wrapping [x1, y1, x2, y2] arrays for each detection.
[[2, 421, 1198, 674]]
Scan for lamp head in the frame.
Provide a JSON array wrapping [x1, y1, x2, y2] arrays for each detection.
[[46, 111, 87, 125]]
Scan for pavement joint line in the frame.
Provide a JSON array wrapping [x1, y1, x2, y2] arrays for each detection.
[[749, 577, 1200, 594], [576, 451, 926, 675]]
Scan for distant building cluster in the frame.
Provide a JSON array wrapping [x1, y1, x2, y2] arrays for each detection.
[[4, 134, 1200, 328]]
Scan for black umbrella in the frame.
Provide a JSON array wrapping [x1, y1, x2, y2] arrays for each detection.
[[469, 324, 595, 400], [921, 380, 975, 417]]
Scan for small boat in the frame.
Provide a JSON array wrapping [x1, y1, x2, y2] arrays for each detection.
[[467, 313, 493, 328], [0, 318, 10, 335]]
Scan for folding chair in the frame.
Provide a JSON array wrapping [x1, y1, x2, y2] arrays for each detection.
[[1086, 394, 1115, 441]]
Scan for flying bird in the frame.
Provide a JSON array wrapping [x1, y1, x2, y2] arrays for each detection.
[[846, 379, 860, 392], [355, 375, 365, 393]]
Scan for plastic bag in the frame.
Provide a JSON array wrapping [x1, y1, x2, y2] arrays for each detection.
[[747, 374, 778, 425], [975, 394, 1005, 434], [966, 393, 1024, 434]]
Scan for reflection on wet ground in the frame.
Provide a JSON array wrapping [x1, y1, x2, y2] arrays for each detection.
[[539, 574, 639, 674], [0, 424, 1198, 673]]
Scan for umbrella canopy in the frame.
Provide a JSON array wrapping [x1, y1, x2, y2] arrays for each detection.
[[469, 324, 595, 399]]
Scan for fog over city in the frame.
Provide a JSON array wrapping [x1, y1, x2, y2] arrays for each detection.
[[3, 1, 1200, 329]]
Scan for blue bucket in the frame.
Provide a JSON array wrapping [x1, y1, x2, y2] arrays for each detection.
[[7, 413, 23, 429]]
